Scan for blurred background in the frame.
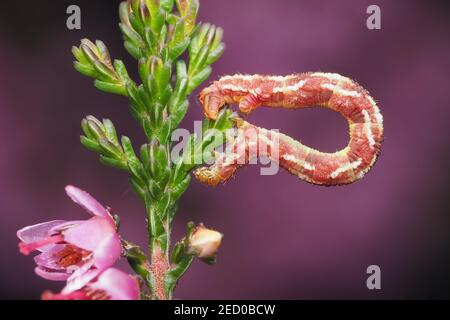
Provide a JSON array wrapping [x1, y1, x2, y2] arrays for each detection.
[[0, 0, 449, 299]]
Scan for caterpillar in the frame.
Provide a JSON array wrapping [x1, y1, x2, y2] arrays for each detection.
[[194, 73, 384, 186]]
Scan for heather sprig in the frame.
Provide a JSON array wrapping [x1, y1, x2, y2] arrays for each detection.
[[72, 0, 231, 300]]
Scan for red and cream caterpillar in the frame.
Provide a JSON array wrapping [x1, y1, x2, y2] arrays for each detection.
[[194, 73, 384, 186]]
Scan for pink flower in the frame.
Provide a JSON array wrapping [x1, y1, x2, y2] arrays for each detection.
[[17, 186, 121, 281], [42, 268, 140, 300]]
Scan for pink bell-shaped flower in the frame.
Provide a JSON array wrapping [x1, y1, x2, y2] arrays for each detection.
[[42, 268, 140, 300], [17, 186, 121, 281]]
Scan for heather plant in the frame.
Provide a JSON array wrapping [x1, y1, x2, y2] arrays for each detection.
[[18, 0, 232, 300]]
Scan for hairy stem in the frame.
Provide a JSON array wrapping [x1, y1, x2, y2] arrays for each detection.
[[149, 246, 170, 300]]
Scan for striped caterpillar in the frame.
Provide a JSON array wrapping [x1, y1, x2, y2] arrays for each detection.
[[194, 73, 384, 186]]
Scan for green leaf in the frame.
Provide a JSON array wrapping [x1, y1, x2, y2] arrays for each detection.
[[138, 58, 150, 86], [212, 108, 235, 131], [149, 143, 168, 177], [81, 119, 91, 137], [72, 46, 89, 64], [119, 2, 131, 25], [160, 0, 175, 12], [80, 136, 102, 153], [129, 0, 140, 18], [99, 138, 123, 158], [151, 8, 166, 36], [158, 120, 172, 144], [169, 78, 188, 113], [124, 242, 151, 282], [150, 102, 163, 129], [171, 20, 186, 45], [122, 136, 147, 181], [94, 61, 116, 80], [157, 193, 172, 219], [94, 80, 127, 96], [120, 23, 145, 46], [154, 61, 172, 96], [148, 180, 162, 198], [166, 14, 179, 25], [124, 41, 141, 60], [169, 38, 190, 61], [181, 0, 199, 33], [169, 99, 189, 129], [147, 73, 158, 99], [204, 25, 216, 46], [146, 0, 159, 17], [100, 155, 129, 171], [160, 25, 168, 47], [80, 39, 99, 62], [138, 85, 153, 112], [188, 66, 211, 93], [140, 144, 151, 171], [211, 27, 224, 50], [130, 176, 147, 200], [189, 46, 209, 76], [85, 117, 104, 139], [74, 62, 97, 78], [160, 86, 173, 106], [95, 40, 111, 62], [144, 27, 157, 53], [142, 116, 154, 140], [113, 60, 130, 82], [170, 175, 191, 201], [129, 12, 145, 36], [126, 82, 146, 113], [190, 23, 209, 55], [206, 43, 225, 65], [176, 60, 188, 78], [170, 241, 185, 265], [102, 119, 119, 144]]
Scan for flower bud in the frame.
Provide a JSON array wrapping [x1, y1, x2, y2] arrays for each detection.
[[187, 224, 223, 260]]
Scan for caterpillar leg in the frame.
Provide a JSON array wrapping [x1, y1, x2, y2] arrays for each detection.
[[238, 94, 259, 115]]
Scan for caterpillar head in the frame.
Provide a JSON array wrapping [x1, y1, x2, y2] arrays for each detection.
[[199, 85, 229, 120]]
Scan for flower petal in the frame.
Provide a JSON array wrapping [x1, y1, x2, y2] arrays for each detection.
[[65, 185, 111, 220], [48, 220, 84, 234], [63, 217, 116, 252], [91, 268, 140, 300], [92, 234, 121, 270], [17, 220, 67, 252], [35, 266, 70, 281], [63, 267, 100, 294]]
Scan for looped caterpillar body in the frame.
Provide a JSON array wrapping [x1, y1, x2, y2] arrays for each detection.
[[194, 73, 384, 186]]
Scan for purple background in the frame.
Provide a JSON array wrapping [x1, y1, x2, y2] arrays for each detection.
[[1, 0, 449, 299]]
